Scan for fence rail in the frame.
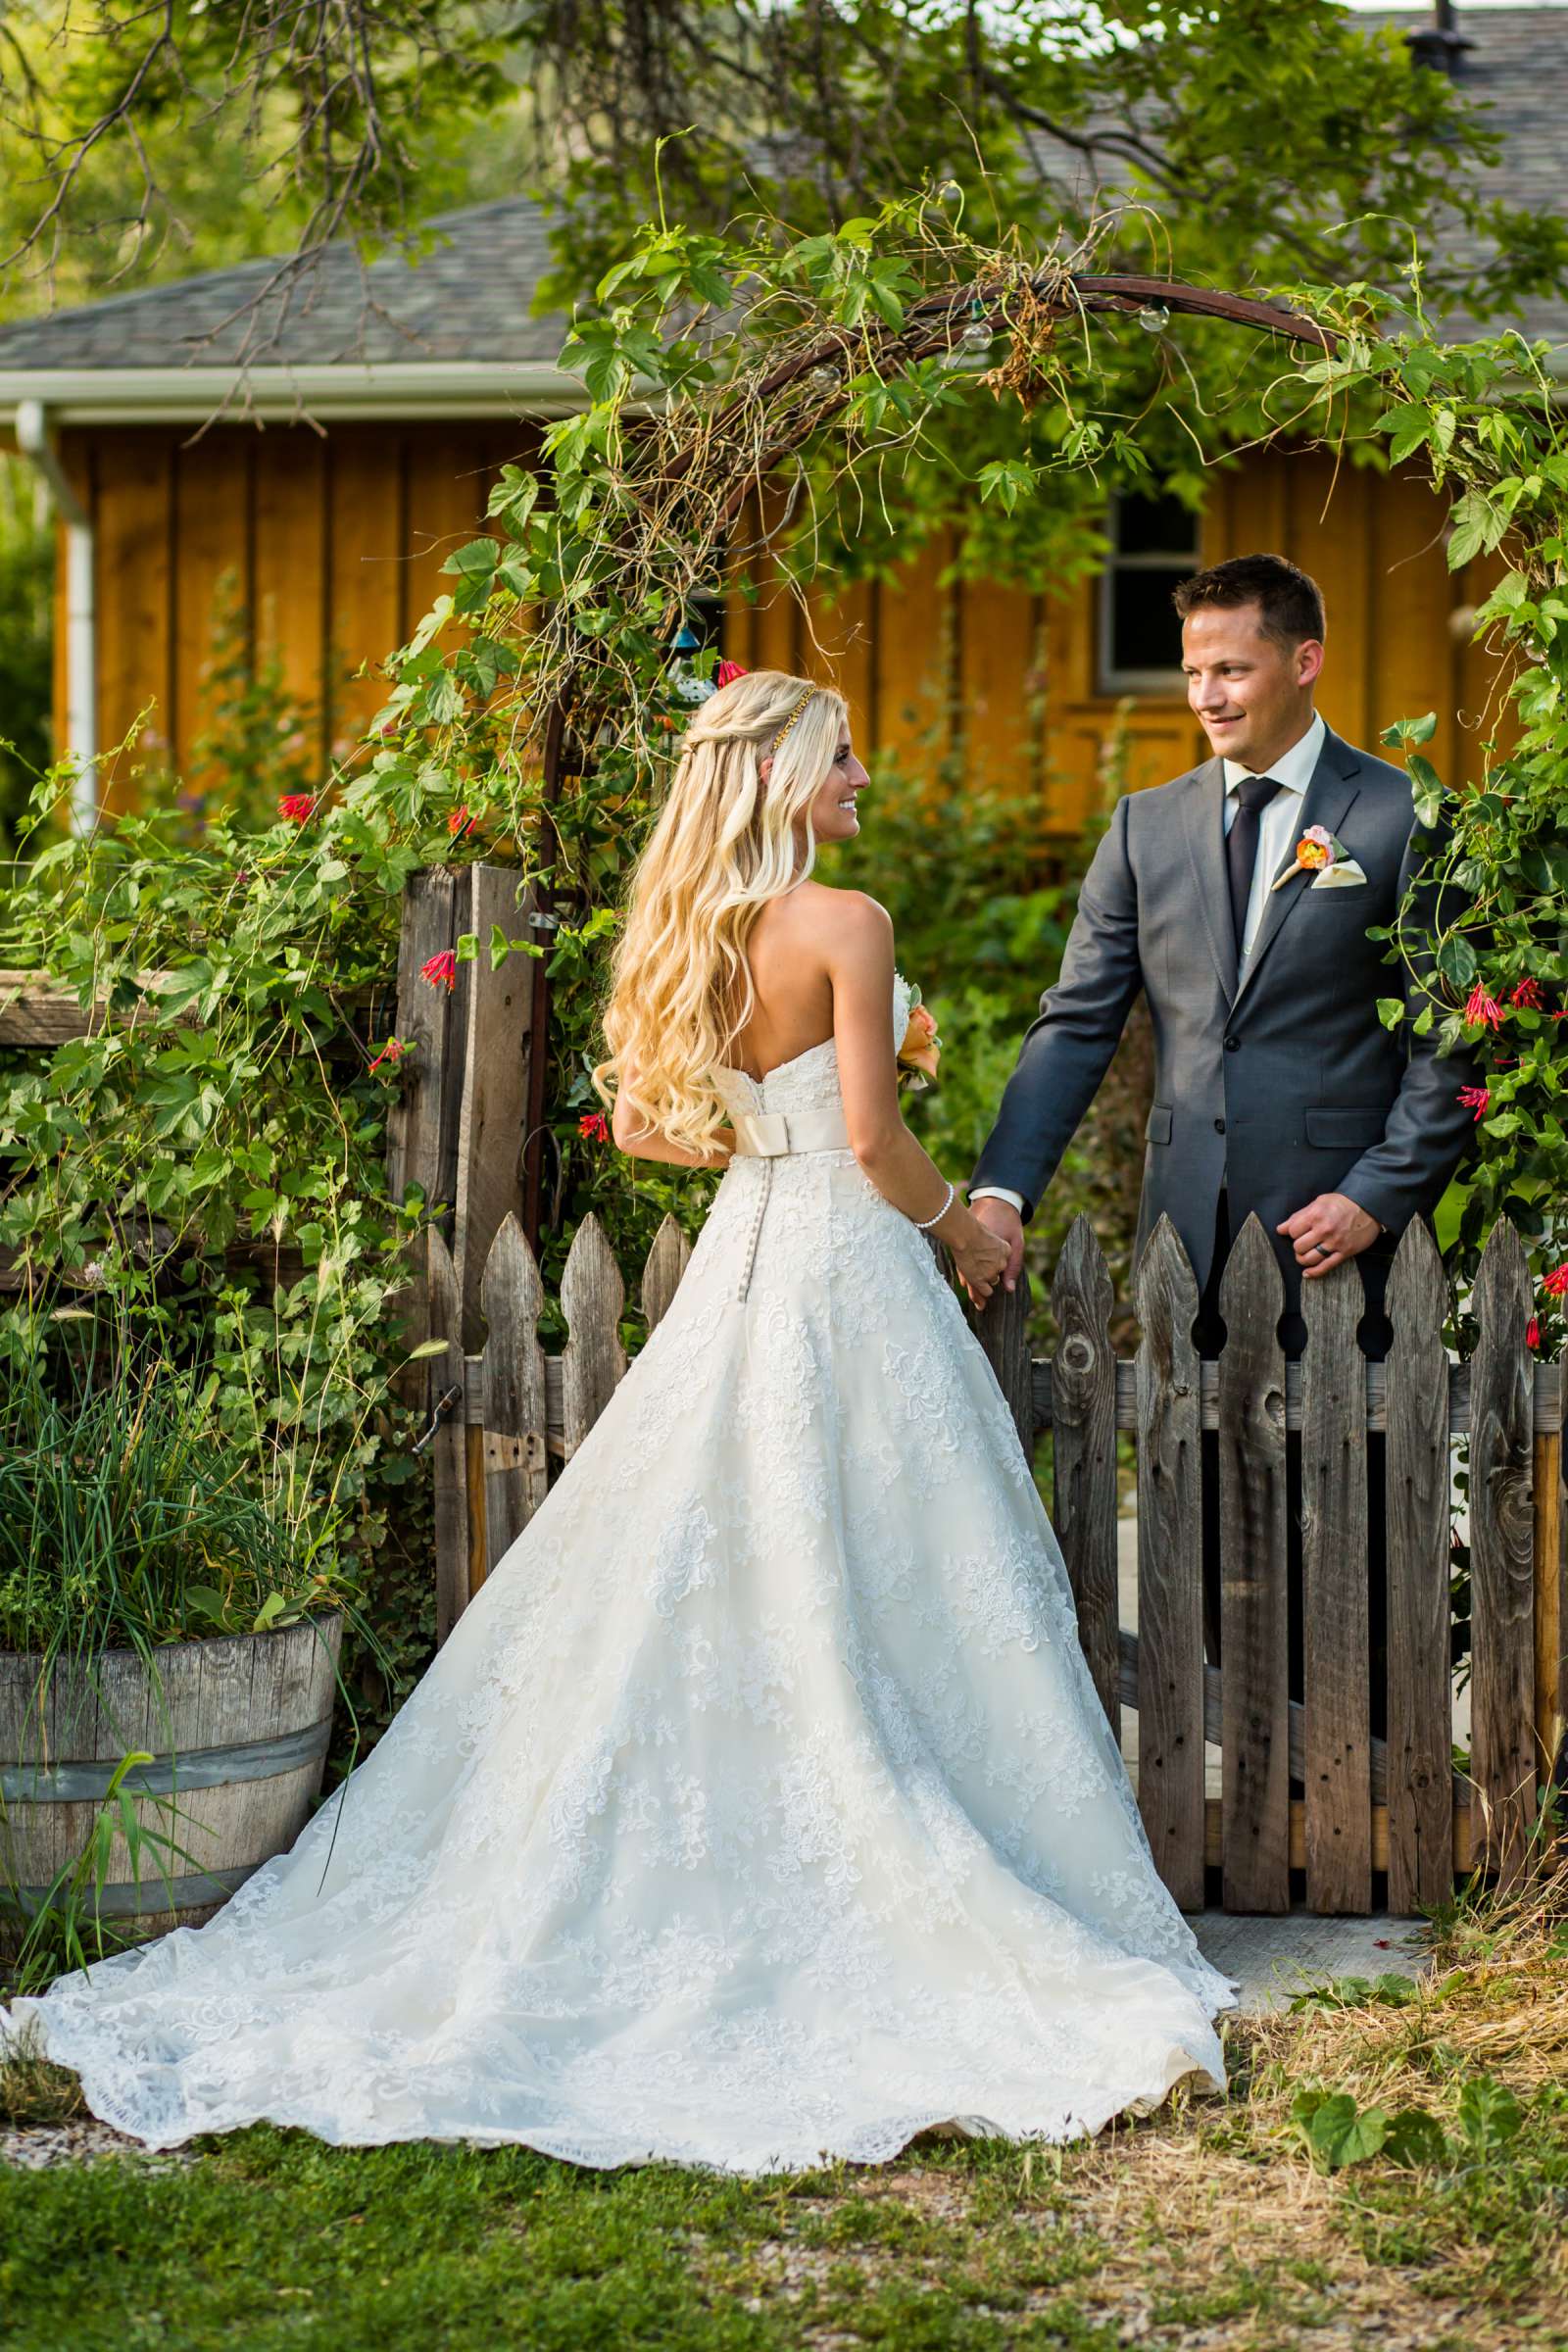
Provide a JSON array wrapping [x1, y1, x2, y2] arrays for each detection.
[[421, 1204, 1565, 1922]]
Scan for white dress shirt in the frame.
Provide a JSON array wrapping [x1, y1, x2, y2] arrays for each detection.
[[970, 712, 1326, 1215]]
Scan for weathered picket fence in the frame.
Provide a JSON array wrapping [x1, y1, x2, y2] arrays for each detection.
[[422, 1203, 1563, 1923]]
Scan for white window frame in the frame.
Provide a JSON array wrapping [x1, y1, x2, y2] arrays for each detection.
[[1096, 491, 1200, 697]]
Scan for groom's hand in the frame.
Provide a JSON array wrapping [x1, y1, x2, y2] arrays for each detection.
[[1277, 1192, 1381, 1277], [968, 1197, 1025, 1302]]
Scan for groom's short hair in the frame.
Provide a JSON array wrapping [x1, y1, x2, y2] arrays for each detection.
[[1173, 553, 1325, 648]]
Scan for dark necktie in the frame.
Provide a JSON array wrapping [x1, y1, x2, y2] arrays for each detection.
[[1226, 774, 1283, 955]]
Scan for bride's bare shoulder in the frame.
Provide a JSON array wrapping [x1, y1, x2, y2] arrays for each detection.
[[781, 882, 892, 951]]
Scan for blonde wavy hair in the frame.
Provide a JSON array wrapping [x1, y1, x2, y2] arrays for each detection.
[[592, 669, 849, 1156]]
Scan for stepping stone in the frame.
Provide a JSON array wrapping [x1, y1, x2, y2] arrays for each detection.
[[1186, 1908, 1435, 2015]]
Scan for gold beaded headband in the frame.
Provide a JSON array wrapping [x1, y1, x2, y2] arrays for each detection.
[[768, 687, 816, 757]]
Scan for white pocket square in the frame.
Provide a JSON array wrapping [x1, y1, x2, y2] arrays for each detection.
[[1309, 858, 1368, 889]]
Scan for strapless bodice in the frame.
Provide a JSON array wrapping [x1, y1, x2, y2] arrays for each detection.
[[710, 970, 914, 1128]]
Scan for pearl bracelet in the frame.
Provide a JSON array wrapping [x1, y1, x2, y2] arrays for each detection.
[[913, 1179, 955, 1232]]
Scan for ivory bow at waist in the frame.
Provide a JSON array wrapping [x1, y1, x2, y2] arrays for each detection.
[[728, 1104, 853, 1157]]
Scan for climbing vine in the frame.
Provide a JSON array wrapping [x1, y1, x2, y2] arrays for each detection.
[[5, 188, 1565, 1449]]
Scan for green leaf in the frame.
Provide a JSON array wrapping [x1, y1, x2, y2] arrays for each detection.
[[439, 538, 499, 580], [1382, 2109, 1449, 2168], [1292, 2088, 1390, 2172], [1457, 2078, 1524, 2150], [1377, 998, 1406, 1030], [1383, 404, 1431, 465], [1437, 933, 1479, 992]]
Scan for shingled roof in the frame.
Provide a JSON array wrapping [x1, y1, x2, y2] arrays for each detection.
[[0, 195, 567, 374], [1363, 3, 1568, 342], [0, 3, 1561, 412]]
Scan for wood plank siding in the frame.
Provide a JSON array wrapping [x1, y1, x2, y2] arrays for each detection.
[[55, 428, 1504, 828], [57, 421, 542, 810], [731, 448, 1509, 829]]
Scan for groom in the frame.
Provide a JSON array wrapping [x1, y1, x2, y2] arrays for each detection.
[[967, 552, 1478, 1732]]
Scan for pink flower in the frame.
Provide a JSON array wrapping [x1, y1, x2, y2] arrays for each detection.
[[1509, 976, 1543, 1009], [1463, 983, 1503, 1030], [448, 806, 475, 838], [1527, 1317, 1541, 1352], [715, 660, 749, 689], [578, 1110, 609, 1142], [1544, 1262, 1568, 1300], [368, 1039, 407, 1074], [420, 951, 458, 993], [277, 793, 317, 823], [1457, 1085, 1490, 1122]]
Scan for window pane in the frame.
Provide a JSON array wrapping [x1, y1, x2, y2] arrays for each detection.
[[1115, 493, 1198, 558], [1109, 568, 1188, 677]]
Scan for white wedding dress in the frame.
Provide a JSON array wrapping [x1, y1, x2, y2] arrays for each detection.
[[6, 974, 1237, 2171]]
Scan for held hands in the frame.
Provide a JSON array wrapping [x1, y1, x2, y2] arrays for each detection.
[[1276, 1192, 1381, 1277], [958, 1196, 1026, 1309]]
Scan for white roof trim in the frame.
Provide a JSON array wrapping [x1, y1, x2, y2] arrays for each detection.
[[0, 361, 588, 425]]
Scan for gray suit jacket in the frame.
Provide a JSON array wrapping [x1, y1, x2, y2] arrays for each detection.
[[970, 725, 1479, 1313]]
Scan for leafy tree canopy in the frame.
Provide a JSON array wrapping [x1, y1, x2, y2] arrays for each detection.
[[3, 5, 1564, 575]]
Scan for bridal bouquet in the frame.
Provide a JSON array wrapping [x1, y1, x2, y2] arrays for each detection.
[[898, 982, 942, 1091]]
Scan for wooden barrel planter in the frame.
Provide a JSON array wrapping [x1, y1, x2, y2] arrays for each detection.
[[0, 1613, 343, 1947]]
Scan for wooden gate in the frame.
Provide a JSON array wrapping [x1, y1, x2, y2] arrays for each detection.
[[418, 1204, 1564, 1922]]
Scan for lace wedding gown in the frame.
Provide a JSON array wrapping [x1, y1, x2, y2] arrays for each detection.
[[6, 974, 1237, 2171]]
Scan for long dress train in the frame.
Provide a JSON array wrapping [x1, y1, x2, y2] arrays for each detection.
[[4, 975, 1238, 2171]]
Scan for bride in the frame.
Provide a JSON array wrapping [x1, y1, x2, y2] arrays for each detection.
[[4, 667, 1237, 2171]]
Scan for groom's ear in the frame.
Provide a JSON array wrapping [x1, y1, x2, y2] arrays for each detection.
[[1296, 637, 1325, 690]]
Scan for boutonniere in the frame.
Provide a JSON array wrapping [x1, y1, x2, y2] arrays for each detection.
[[1271, 824, 1368, 892]]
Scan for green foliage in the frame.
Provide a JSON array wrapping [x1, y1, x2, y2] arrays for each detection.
[[1322, 323, 1568, 1322], [1291, 2070, 1526, 2176], [0, 458, 54, 861], [183, 573, 332, 836], [0, 1340, 343, 1657], [0, 2, 534, 325], [0, 710, 455, 1647], [519, 0, 1568, 585]]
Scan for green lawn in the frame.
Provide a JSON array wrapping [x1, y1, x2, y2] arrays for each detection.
[[4, 1858, 1567, 2352]]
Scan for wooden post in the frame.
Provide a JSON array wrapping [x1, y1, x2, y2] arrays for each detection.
[[641, 1215, 692, 1335], [1383, 1220, 1455, 1917], [560, 1214, 626, 1457], [453, 866, 537, 1350], [1051, 1215, 1120, 1735], [1469, 1220, 1537, 1884], [1133, 1215, 1205, 1908], [479, 1213, 549, 1579], [522, 699, 568, 1250], [387, 860, 540, 1366], [973, 1258, 1035, 1465], [1217, 1214, 1291, 1914], [1299, 1256, 1372, 1914], [1534, 1357, 1564, 1801], [424, 1226, 468, 1645], [385, 868, 466, 1377]]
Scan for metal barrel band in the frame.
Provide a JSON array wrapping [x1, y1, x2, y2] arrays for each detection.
[[1, 1863, 261, 1920], [1, 1716, 331, 1803]]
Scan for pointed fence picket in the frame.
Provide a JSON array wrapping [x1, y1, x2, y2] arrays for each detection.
[[420, 1204, 1564, 1916]]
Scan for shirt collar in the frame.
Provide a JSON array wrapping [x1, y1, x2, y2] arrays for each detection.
[[1221, 709, 1325, 800]]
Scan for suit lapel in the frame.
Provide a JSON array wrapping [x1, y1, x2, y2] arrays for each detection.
[[1230, 728, 1362, 1011], [1179, 757, 1239, 1002]]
